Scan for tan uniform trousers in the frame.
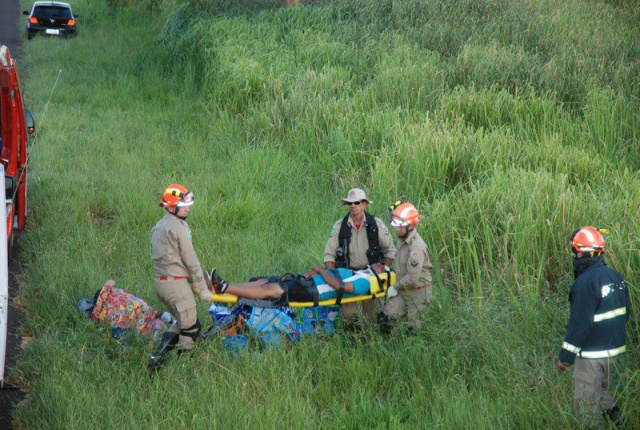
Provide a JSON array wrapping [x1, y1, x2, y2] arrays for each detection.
[[342, 299, 380, 325], [572, 357, 617, 428], [383, 286, 432, 329], [154, 278, 198, 350]]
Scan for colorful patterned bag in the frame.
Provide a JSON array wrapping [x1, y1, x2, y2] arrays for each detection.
[[91, 280, 165, 338]]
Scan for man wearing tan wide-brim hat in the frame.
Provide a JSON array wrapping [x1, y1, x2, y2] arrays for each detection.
[[324, 188, 396, 328]]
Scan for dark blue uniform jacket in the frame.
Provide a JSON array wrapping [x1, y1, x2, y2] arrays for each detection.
[[559, 256, 630, 365]]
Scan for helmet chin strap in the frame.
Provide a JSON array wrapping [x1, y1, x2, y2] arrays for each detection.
[[399, 225, 413, 240], [169, 206, 188, 220]]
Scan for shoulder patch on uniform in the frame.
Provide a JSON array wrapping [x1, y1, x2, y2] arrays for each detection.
[[330, 225, 336, 237], [409, 250, 420, 267], [187, 231, 192, 239]]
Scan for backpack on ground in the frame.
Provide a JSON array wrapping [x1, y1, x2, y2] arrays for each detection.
[[87, 280, 166, 339]]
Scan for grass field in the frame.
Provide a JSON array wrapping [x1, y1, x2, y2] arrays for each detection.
[[11, 0, 640, 429]]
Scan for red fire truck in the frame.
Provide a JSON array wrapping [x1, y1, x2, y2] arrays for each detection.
[[0, 45, 34, 251], [0, 44, 34, 387]]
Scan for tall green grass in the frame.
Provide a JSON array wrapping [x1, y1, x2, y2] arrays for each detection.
[[11, 0, 640, 428]]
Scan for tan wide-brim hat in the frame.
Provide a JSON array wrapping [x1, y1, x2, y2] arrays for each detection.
[[341, 188, 372, 204]]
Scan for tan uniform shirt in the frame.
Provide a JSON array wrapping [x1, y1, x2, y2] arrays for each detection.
[[324, 214, 396, 269], [151, 212, 208, 295], [395, 228, 432, 290]]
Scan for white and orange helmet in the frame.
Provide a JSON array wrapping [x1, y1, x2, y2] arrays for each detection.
[[160, 184, 194, 209], [390, 202, 421, 228], [571, 226, 606, 254]]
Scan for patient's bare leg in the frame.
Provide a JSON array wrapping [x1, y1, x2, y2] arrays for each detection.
[[225, 281, 284, 300]]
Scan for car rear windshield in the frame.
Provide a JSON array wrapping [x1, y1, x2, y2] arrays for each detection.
[[33, 6, 72, 19]]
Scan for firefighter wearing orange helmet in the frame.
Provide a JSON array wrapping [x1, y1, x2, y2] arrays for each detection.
[[378, 201, 433, 334], [149, 184, 210, 368], [556, 226, 630, 427]]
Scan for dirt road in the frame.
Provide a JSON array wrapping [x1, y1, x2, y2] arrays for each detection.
[[1, 0, 23, 61]]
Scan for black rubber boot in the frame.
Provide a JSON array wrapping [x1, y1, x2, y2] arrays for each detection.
[[604, 405, 623, 429], [377, 312, 393, 336], [148, 331, 179, 369]]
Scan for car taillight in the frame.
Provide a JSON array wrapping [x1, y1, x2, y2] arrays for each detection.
[[67, 19, 76, 25], [29, 17, 38, 24]]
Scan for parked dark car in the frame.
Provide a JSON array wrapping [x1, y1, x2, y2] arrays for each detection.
[[23, 1, 78, 40]]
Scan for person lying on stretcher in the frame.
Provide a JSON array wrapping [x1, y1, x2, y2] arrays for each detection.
[[202, 263, 388, 304]]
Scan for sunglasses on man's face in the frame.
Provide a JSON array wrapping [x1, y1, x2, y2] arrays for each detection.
[[347, 201, 364, 206]]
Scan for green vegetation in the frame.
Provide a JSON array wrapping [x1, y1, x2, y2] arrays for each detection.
[[13, 0, 639, 428]]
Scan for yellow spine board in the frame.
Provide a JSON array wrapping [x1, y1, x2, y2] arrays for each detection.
[[208, 272, 396, 307]]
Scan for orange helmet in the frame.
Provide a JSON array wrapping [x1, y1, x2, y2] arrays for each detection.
[[160, 184, 194, 209], [571, 226, 605, 254], [390, 202, 421, 227]]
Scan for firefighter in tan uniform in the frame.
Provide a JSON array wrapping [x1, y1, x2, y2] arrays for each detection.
[[379, 202, 432, 333], [324, 188, 396, 328], [148, 184, 210, 369]]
